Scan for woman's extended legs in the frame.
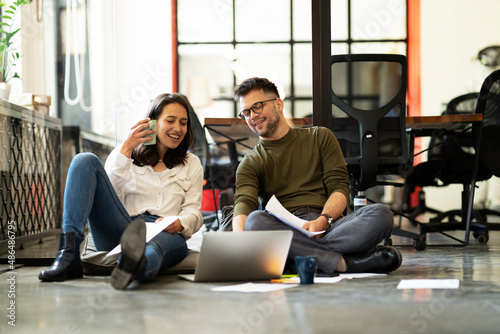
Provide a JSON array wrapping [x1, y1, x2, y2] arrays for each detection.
[[39, 153, 131, 281]]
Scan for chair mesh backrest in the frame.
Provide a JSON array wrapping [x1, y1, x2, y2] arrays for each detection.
[[436, 70, 500, 179], [445, 93, 478, 115], [330, 54, 409, 187], [482, 78, 500, 127], [476, 69, 500, 176], [426, 93, 479, 161]]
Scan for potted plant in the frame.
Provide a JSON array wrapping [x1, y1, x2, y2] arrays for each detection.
[[0, 0, 28, 100]]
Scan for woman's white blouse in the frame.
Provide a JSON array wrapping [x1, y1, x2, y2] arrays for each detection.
[[104, 147, 204, 239]]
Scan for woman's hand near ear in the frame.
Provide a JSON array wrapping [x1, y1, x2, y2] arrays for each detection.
[[120, 118, 155, 158]]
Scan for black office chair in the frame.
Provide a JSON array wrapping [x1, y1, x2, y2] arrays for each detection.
[[444, 92, 500, 226], [330, 54, 419, 246], [403, 93, 479, 220], [406, 69, 500, 245]]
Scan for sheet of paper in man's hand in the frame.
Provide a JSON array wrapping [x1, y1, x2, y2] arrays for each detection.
[[107, 216, 179, 256], [265, 195, 325, 238]]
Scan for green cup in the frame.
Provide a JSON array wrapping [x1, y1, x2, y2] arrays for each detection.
[[143, 120, 157, 145]]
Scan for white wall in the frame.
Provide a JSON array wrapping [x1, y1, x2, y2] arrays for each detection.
[[17, 0, 57, 110], [89, 0, 173, 141], [421, 0, 500, 115]]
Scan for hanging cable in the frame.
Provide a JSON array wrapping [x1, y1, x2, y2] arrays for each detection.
[[77, 0, 92, 112], [63, 0, 92, 112], [63, 0, 82, 105]]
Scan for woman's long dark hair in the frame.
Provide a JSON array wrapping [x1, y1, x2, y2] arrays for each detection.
[[131, 93, 194, 169]]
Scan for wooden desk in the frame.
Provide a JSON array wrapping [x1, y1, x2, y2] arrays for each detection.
[[406, 114, 483, 130], [206, 114, 483, 131], [204, 114, 483, 153]]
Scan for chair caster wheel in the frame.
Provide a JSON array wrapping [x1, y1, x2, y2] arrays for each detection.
[[477, 234, 489, 244], [414, 236, 426, 251]]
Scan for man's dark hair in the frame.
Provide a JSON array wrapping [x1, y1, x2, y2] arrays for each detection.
[[233, 77, 280, 101], [132, 93, 194, 169]]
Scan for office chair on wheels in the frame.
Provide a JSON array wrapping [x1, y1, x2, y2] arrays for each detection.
[[403, 93, 479, 221], [405, 69, 500, 246], [429, 92, 500, 228], [330, 54, 421, 248]]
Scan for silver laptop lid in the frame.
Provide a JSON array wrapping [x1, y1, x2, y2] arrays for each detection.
[[192, 230, 293, 282]]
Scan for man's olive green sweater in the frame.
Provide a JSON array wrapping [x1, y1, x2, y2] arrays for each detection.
[[234, 126, 349, 217]]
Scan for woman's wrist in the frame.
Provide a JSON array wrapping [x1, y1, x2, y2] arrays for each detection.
[[119, 146, 133, 159]]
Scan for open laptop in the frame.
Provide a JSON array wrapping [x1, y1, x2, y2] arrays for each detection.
[[179, 230, 293, 282]]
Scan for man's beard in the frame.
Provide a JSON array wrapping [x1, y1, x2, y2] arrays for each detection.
[[252, 110, 280, 138]]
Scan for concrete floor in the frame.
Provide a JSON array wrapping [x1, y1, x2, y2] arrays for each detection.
[[2, 219, 500, 334]]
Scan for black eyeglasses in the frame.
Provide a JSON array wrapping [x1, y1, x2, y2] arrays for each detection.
[[239, 98, 278, 120]]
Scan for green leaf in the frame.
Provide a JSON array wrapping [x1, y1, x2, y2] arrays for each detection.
[[0, 0, 28, 83], [9, 28, 20, 37]]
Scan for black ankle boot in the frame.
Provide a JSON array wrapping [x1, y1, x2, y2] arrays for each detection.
[[344, 246, 402, 274], [110, 219, 147, 290], [39, 232, 83, 281]]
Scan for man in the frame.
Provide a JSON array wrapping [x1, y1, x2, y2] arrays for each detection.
[[232, 77, 402, 274]]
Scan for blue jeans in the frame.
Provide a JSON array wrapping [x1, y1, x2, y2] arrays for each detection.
[[63, 153, 187, 282], [245, 203, 393, 274]]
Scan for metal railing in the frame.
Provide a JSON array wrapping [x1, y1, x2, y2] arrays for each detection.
[[0, 101, 62, 248]]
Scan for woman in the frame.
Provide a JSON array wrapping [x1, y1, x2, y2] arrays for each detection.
[[39, 93, 203, 289]]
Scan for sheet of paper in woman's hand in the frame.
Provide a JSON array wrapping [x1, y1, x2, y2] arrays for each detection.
[[107, 216, 179, 256], [265, 195, 325, 237]]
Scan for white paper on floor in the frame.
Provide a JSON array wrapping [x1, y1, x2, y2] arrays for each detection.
[[212, 283, 299, 293], [273, 273, 386, 284], [397, 279, 460, 289]]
